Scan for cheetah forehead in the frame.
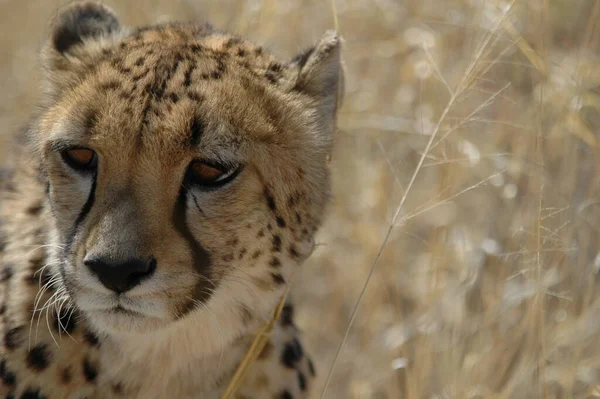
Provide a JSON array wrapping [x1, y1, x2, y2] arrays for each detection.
[[91, 22, 298, 97], [46, 28, 295, 139], [43, 1, 341, 98], [43, 29, 337, 163], [37, 0, 342, 184]]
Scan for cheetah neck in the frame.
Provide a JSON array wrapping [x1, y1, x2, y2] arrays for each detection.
[[99, 332, 254, 397], [90, 276, 279, 397]]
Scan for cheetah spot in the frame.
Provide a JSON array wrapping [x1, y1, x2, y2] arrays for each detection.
[[26, 344, 52, 372]]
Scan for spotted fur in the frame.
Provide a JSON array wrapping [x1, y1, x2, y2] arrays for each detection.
[[0, 1, 342, 398]]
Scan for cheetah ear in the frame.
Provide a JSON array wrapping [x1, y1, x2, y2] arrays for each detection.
[[291, 31, 344, 126], [44, 1, 120, 59]]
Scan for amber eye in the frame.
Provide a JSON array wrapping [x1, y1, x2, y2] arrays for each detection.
[[186, 160, 239, 188], [61, 148, 98, 171]]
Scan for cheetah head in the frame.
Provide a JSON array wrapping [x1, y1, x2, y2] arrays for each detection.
[[35, 1, 342, 343]]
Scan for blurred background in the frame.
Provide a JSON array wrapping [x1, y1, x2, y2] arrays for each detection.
[[2, 0, 600, 398]]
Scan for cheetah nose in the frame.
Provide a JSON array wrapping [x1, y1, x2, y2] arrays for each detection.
[[84, 256, 157, 294]]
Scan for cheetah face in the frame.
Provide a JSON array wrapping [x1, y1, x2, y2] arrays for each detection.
[[37, 2, 341, 337]]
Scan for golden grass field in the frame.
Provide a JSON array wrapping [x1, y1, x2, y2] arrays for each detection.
[[2, 0, 600, 398]]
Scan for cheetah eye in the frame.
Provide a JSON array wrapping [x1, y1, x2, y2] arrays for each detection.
[[61, 148, 98, 172], [186, 160, 240, 188]]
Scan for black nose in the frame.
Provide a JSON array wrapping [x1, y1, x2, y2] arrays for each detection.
[[84, 256, 157, 294]]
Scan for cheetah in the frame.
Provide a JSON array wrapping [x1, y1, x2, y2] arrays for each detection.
[[0, 1, 342, 398]]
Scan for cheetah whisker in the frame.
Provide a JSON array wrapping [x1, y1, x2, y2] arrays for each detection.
[[32, 273, 61, 315], [55, 296, 77, 343], [45, 295, 62, 348], [29, 274, 63, 349], [30, 288, 60, 349], [22, 243, 67, 255], [34, 261, 61, 288], [36, 287, 68, 348]]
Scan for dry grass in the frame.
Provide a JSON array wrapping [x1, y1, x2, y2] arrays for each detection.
[[2, 0, 600, 398]]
